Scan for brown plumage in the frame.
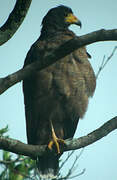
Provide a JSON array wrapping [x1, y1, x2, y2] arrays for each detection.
[[23, 5, 96, 179]]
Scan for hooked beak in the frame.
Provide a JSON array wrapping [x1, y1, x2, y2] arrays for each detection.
[[65, 13, 82, 28]]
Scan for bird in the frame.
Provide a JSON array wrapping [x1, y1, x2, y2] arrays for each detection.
[[23, 5, 96, 179]]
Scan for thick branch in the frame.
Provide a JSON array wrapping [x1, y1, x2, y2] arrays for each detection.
[[0, 28, 117, 95], [0, 116, 117, 159], [0, 0, 32, 45]]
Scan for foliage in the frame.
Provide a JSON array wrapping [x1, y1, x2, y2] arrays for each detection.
[[0, 126, 36, 180]]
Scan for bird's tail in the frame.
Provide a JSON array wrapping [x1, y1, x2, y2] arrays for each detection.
[[37, 153, 59, 179]]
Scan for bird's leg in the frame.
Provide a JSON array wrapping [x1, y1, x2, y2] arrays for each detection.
[[48, 120, 65, 154]]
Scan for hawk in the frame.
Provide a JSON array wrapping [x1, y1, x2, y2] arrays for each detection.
[[23, 5, 96, 179]]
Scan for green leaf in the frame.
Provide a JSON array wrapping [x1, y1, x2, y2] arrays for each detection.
[[3, 151, 11, 161], [0, 126, 8, 136], [0, 169, 7, 180], [9, 173, 24, 180]]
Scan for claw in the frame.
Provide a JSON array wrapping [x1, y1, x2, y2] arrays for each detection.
[[48, 121, 65, 154]]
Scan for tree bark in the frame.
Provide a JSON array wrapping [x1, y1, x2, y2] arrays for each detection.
[[0, 116, 117, 159], [0, 0, 32, 45]]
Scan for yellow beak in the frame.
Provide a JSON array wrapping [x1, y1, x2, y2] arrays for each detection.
[[65, 13, 82, 27]]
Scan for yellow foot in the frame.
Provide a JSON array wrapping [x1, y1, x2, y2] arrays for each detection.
[[48, 121, 65, 154]]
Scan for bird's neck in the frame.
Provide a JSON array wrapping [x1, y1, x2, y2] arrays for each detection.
[[39, 24, 68, 40]]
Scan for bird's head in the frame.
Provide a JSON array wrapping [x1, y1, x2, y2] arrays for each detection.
[[41, 5, 82, 36]]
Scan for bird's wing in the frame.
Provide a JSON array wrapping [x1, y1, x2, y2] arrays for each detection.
[[23, 32, 96, 144]]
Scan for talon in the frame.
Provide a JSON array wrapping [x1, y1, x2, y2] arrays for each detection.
[[48, 140, 54, 150], [48, 121, 65, 154]]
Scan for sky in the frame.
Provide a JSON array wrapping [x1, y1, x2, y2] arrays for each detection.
[[0, 0, 117, 179]]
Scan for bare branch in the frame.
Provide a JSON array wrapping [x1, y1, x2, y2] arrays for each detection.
[[66, 168, 86, 179], [0, 0, 32, 45], [0, 158, 19, 165], [0, 137, 46, 159], [66, 156, 80, 178], [0, 116, 117, 159], [64, 116, 117, 151], [59, 151, 74, 171], [58, 149, 85, 179], [0, 29, 117, 95], [0, 156, 29, 165], [96, 46, 117, 78]]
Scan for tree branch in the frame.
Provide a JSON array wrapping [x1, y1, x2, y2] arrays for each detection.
[[0, 116, 117, 159], [96, 46, 117, 78], [0, 28, 117, 95], [0, 0, 32, 45]]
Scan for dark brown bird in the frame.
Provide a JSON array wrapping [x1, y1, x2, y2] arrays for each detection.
[[23, 5, 96, 179]]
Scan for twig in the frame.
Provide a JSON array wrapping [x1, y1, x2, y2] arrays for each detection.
[[75, 148, 84, 160], [0, 156, 31, 165], [66, 168, 86, 179], [58, 149, 85, 179], [96, 46, 117, 79], [59, 151, 74, 171]]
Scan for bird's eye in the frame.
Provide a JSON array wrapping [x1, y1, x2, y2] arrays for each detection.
[[64, 12, 68, 17]]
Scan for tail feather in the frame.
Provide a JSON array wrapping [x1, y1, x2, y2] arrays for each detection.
[[37, 153, 59, 179]]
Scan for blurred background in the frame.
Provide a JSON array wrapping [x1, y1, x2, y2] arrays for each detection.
[[0, 0, 117, 179]]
